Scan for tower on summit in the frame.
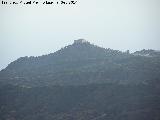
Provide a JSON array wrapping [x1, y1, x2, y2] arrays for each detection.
[[74, 39, 89, 44]]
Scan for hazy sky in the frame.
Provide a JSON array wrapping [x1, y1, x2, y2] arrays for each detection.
[[0, 0, 160, 70]]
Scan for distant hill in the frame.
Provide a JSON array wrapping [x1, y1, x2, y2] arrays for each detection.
[[0, 39, 160, 86], [0, 39, 160, 120]]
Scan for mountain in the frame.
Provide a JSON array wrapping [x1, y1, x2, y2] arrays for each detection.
[[0, 39, 160, 86], [0, 39, 160, 120]]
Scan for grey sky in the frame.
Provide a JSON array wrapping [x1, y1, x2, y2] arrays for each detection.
[[0, 0, 160, 70]]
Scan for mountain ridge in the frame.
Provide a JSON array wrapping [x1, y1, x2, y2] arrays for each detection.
[[3, 40, 159, 71], [0, 39, 160, 87], [0, 39, 160, 120]]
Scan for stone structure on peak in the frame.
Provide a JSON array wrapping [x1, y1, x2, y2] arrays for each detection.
[[74, 39, 89, 44]]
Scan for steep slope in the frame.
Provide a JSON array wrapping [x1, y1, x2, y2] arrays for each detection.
[[0, 40, 160, 86]]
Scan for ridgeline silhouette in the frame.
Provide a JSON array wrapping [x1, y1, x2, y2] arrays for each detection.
[[0, 39, 160, 120]]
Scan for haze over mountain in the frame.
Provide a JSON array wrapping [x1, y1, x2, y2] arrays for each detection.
[[0, 39, 160, 86], [1, 0, 160, 71], [0, 39, 160, 120]]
